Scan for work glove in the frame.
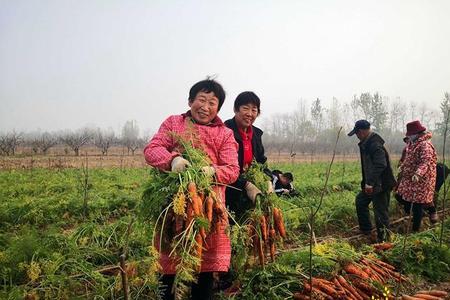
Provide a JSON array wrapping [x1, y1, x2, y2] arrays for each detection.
[[201, 166, 215, 177], [245, 181, 262, 203], [171, 156, 190, 173], [412, 174, 421, 183], [267, 180, 274, 194], [364, 184, 373, 195]]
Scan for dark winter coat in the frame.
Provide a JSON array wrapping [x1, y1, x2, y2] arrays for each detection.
[[224, 117, 267, 190], [224, 117, 268, 220], [358, 132, 396, 194]]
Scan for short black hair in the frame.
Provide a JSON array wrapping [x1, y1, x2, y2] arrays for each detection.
[[283, 172, 293, 182], [189, 79, 226, 110], [234, 91, 261, 114]]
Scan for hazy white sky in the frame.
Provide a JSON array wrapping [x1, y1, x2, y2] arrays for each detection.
[[1, 0, 449, 134]]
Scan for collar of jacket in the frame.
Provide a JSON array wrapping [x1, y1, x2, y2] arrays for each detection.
[[413, 131, 433, 144], [225, 117, 262, 142], [181, 110, 224, 127], [358, 131, 374, 147]]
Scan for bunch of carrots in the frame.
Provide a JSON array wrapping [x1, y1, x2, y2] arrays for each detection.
[[144, 134, 229, 298], [293, 257, 410, 299], [159, 181, 226, 267], [248, 206, 287, 266], [241, 162, 289, 266]]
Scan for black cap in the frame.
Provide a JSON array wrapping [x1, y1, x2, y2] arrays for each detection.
[[348, 120, 370, 136]]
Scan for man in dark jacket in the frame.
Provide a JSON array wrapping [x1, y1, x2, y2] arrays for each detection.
[[348, 120, 396, 242], [224, 91, 269, 222]]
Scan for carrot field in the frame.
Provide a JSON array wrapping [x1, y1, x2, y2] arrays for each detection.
[[1, 161, 449, 299]]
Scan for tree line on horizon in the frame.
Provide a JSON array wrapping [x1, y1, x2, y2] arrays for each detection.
[[1, 92, 450, 158]]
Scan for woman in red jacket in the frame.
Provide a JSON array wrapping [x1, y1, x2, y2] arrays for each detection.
[[396, 120, 437, 232], [144, 79, 240, 300]]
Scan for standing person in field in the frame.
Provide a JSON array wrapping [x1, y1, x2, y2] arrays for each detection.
[[224, 91, 271, 222], [396, 120, 437, 232], [396, 135, 446, 224], [348, 120, 396, 242], [144, 79, 240, 300]]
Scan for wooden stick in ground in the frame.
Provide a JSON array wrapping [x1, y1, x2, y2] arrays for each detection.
[[308, 127, 342, 299], [440, 107, 450, 247], [394, 202, 414, 297], [119, 253, 130, 300]]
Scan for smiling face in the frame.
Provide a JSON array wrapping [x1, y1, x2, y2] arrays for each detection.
[[188, 91, 219, 125], [234, 103, 259, 130]]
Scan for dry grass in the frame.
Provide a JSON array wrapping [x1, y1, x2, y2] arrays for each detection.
[[2, 145, 402, 170]]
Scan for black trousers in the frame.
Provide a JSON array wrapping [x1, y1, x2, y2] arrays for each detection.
[[161, 272, 214, 300], [355, 190, 390, 242], [395, 194, 426, 232]]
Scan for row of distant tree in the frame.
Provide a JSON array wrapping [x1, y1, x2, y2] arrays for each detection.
[[262, 92, 450, 156], [0, 120, 146, 156], [1, 92, 450, 157]]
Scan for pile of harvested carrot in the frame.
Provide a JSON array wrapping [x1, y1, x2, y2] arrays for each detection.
[[400, 290, 448, 300], [293, 257, 411, 299]]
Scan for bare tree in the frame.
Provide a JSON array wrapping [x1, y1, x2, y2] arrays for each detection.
[[326, 97, 342, 129], [121, 120, 141, 155], [94, 128, 116, 156], [370, 92, 388, 130], [311, 98, 323, 134], [352, 92, 387, 130], [437, 92, 450, 136], [389, 99, 403, 132], [0, 130, 23, 156], [30, 132, 58, 155], [59, 128, 93, 156], [409, 101, 417, 121]]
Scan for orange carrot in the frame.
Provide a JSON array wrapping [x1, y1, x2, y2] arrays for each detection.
[[362, 266, 382, 283], [412, 294, 442, 300], [373, 242, 394, 251], [362, 259, 389, 280], [355, 287, 371, 300], [344, 263, 369, 279], [416, 291, 448, 298], [272, 207, 287, 238], [187, 182, 202, 216], [260, 215, 268, 241], [334, 278, 358, 300], [428, 291, 448, 297], [187, 181, 197, 195], [199, 227, 206, 240], [371, 258, 396, 270], [402, 296, 423, 300], [195, 233, 203, 270], [311, 278, 339, 298], [303, 282, 333, 300], [351, 279, 374, 295], [254, 233, 265, 266], [338, 275, 363, 300], [269, 228, 276, 262], [185, 200, 194, 228], [293, 293, 310, 300], [205, 196, 213, 223]]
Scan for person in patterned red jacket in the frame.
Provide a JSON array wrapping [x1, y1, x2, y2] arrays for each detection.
[[144, 79, 240, 300], [396, 120, 437, 232]]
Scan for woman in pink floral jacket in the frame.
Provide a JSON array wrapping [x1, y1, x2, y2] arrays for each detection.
[[144, 79, 239, 300], [396, 120, 437, 231]]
